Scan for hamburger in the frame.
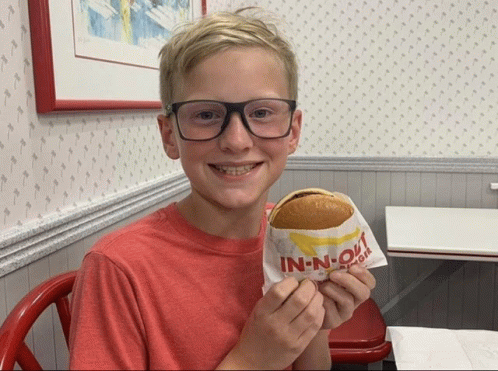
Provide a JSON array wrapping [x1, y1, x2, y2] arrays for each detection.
[[269, 188, 354, 230], [263, 188, 386, 292]]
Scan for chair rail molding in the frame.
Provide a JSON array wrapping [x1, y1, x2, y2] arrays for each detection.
[[287, 155, 498, 173], [0, 172, 190, 278]]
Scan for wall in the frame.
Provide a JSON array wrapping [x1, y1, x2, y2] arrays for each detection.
[[0, 1, 190, 279], [233, 0, 497, 157], [0, 0, 183, 233], [1, 0, 497, 231], [1, 0, 497, 271]]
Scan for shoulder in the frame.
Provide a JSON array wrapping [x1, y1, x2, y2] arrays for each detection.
[[87, 203, 179, 264]]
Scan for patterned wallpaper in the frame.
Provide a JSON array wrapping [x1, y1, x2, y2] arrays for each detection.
[[0, 0, 182, 231], [0, 0, 497, 231], [234, 0, 498, 157]]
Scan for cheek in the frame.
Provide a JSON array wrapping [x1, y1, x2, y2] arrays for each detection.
[[270, 137, 291, 155], [178, 142, 214, 164], [263, 140, 291, 167]]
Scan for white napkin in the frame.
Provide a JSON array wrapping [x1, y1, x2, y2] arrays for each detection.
[[386, 326, 498, 370]]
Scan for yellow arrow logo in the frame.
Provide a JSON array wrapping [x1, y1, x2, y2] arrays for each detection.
[[289, 228, 361, 256]]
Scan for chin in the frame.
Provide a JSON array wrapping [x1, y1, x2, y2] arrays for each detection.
[[213, 191, 267, 211]]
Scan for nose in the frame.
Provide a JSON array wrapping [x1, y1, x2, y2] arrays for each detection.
[[218, 112, 254, 152]]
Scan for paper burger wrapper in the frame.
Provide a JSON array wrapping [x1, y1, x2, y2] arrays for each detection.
[[263, 192, 387, 293]]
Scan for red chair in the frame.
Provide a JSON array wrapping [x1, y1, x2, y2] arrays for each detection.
[[0, 271, 77, 370], [329, 298, 392, 368]]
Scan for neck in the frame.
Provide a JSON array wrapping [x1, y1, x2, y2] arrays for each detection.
[[176, 193, 268, 239]]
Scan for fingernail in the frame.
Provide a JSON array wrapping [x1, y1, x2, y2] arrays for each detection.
[[350, 263, 364, 271], [300, 278, 310, 285], [349, 264, 358, 271], [301, 278, 317, 291], [310, 279, 318, 291]]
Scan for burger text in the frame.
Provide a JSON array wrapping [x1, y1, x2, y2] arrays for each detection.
[[280, 231, 373, 273]]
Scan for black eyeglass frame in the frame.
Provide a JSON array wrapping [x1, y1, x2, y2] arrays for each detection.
[[169, 98, 297, 142]]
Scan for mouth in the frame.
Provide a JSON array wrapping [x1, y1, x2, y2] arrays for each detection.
[[210, 163, 261, 176]]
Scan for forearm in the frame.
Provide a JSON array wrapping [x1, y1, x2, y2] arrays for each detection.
[[215, 345, 257, 370], [292, 330, 331, 370]]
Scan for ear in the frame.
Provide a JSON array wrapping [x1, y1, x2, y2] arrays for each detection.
[[157, 114, 180, 160], [287, 109, 302, 155]]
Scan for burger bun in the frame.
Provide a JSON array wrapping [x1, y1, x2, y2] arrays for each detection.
[[269, 188, 354, 230]]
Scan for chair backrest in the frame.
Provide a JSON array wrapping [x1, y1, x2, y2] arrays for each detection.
[[0, 271, 77, 370]]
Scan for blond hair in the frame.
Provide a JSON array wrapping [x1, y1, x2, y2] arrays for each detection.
[[158, 8, 298, 114]]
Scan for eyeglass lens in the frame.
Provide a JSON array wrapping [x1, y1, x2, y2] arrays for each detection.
[[176, 99, 293, 140]]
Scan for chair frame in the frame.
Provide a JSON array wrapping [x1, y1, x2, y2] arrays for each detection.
[[328, 298, 392, 367], [0, 271, 76, 370]]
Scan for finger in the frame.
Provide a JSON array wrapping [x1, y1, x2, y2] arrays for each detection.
[[293, 292, 325, 339], [319, 281, 355, 313], [261, 276, 300, 314], [321, 295, 348, 328], [319, 282, 356, 327], [328, 270, 371, 306], [348, 264, 376, 290], [275, 279, 317, 322]]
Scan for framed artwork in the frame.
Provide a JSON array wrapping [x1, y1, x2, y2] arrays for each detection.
[[28, 0, 207, 113]]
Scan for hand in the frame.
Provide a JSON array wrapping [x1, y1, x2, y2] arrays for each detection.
[[224, 277, 325, 370], [318, 264, 376, 329]]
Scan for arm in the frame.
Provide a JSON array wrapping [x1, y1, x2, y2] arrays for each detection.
[[292, 330, 331, 370]]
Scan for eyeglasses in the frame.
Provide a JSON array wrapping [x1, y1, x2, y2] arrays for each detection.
[[168, 98, 297, 141]]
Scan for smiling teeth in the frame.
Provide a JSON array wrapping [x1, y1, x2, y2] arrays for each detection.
[[214, 164, 257, 175]]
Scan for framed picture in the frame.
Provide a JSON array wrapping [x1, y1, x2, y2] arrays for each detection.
[[28, 0, 207, 113]]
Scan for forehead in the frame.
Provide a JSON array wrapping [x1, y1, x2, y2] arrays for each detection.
[[175, 47, 289, 102]]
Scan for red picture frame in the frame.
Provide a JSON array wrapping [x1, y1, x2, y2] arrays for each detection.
[[28, 0, 207, 114]]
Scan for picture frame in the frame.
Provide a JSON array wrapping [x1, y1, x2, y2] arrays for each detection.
[[28, 0, 207, 114]]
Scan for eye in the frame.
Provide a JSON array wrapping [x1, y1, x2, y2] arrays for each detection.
[[246, 100, 285, 121], [252, 109, 271, 119], [192, 108, 224, 123], [197, 111, 217, 120]]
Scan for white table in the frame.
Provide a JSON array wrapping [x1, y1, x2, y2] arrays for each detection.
[[385, 206, 498, 262], [381, 206, 498, 325], [384, 207, 498, 369]]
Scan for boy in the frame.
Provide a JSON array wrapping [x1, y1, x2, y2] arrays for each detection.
[[69, 9, 376, 370]]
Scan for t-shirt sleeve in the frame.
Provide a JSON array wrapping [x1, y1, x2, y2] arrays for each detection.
[[69, 252, 147, 370]]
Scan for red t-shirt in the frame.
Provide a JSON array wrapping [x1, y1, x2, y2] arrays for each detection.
[[69, 203, 270, 370]]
